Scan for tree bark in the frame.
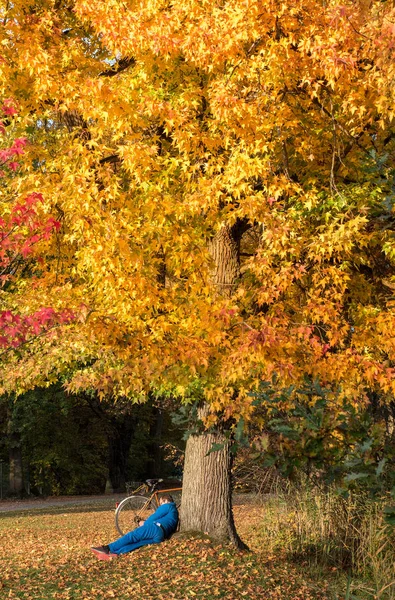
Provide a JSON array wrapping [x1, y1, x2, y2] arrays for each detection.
[[181, 407, 247, 547], [9, 430, 24, 496], [180, 221, 249, 549], [105, 415, 136, 493], [208, 224, 241, 297], [146, 407, 164, 478]]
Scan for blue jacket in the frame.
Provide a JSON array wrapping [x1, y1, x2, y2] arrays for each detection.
[[144, 502, 179, 538]]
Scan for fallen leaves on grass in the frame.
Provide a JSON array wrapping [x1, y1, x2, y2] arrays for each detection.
[[0, 503, 330, 600]]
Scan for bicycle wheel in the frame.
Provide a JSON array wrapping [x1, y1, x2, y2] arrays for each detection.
[[115, 495, 154, 536]]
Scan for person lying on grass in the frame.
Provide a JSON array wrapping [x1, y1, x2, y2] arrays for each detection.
[[91, 494, 179, 560]]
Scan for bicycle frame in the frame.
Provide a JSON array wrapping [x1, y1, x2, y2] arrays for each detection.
[[126, 481, 182, 506], [127, 482, 150, 495], [151, 486, 182, 507], [119, 485, 183, 511], [115, 481, 183, 535]]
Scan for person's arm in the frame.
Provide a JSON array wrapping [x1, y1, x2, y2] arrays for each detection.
[[144, 503, 171, 526]]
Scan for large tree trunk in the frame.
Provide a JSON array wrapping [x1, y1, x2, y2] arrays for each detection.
[[181, 406, 246, 547], [207, 223, 241, 298], [180, 221, 249, 548]]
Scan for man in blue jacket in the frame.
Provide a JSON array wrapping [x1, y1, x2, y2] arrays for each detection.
[[91, 494, 179, 560]]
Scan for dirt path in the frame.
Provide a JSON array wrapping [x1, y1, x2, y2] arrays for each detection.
[[0, 493, 126, 513], [0, 492, 259, 513]]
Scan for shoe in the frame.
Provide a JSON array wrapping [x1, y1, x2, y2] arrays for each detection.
[[91, 546, 117, 561]]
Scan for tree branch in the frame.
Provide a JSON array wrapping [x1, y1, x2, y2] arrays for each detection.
[[99, 57, 136, 78]]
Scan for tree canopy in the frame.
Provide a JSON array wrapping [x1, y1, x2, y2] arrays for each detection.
[[0, 0, 394, 424]]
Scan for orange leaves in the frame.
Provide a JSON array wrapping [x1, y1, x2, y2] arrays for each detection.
[[0, 504, 332, 600], [0, 0, 394, 412]]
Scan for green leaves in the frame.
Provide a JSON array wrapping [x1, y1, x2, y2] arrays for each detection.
[[384, 505, 395, 527], [249, 380, 395, 503]]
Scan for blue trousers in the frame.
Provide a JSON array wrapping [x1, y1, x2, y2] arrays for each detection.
[[108, 523, 165, 555]]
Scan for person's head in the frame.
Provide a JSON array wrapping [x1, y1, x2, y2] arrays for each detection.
[[159, 494, 174, 505]]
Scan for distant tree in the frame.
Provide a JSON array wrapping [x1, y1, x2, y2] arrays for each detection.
[[0, 387, 184, 497]]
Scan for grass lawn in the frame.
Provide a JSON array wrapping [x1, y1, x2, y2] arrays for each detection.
[[0, 502, 339, 600]]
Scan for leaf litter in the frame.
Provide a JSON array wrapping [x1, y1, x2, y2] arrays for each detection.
[[0, 503, 331, 599]]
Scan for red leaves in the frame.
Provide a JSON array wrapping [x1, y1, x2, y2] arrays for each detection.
[[0, 192, 61, 275], [0, 139, 64, 349], [0, 307, 75, 349], [0, 100, 27, 173], [2, 98, 18, 116], [0, 138, 27, 168], [0, 106, 62, 328]]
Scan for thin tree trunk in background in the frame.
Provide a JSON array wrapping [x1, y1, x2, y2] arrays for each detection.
[[146, 407, 164, 478], [9, 430, 24, 496], [105, 416, 136, 493], [180, 221, 249, 549]]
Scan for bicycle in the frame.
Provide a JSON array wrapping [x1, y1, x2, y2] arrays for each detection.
[[115, 478, 182, 536]]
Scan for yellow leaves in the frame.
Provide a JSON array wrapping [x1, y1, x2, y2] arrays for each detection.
[[117, 142, 159, 181], [306, 215, 368, 264], [0, 0, 395, 413]]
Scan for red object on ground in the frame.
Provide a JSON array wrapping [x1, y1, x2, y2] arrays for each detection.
[[91, 547, 117, 561]]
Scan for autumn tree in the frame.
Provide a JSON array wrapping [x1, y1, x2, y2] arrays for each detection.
[[0, 0, 394, 542], [0, 96, 73, 350], [0, 100, 73, 494]]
